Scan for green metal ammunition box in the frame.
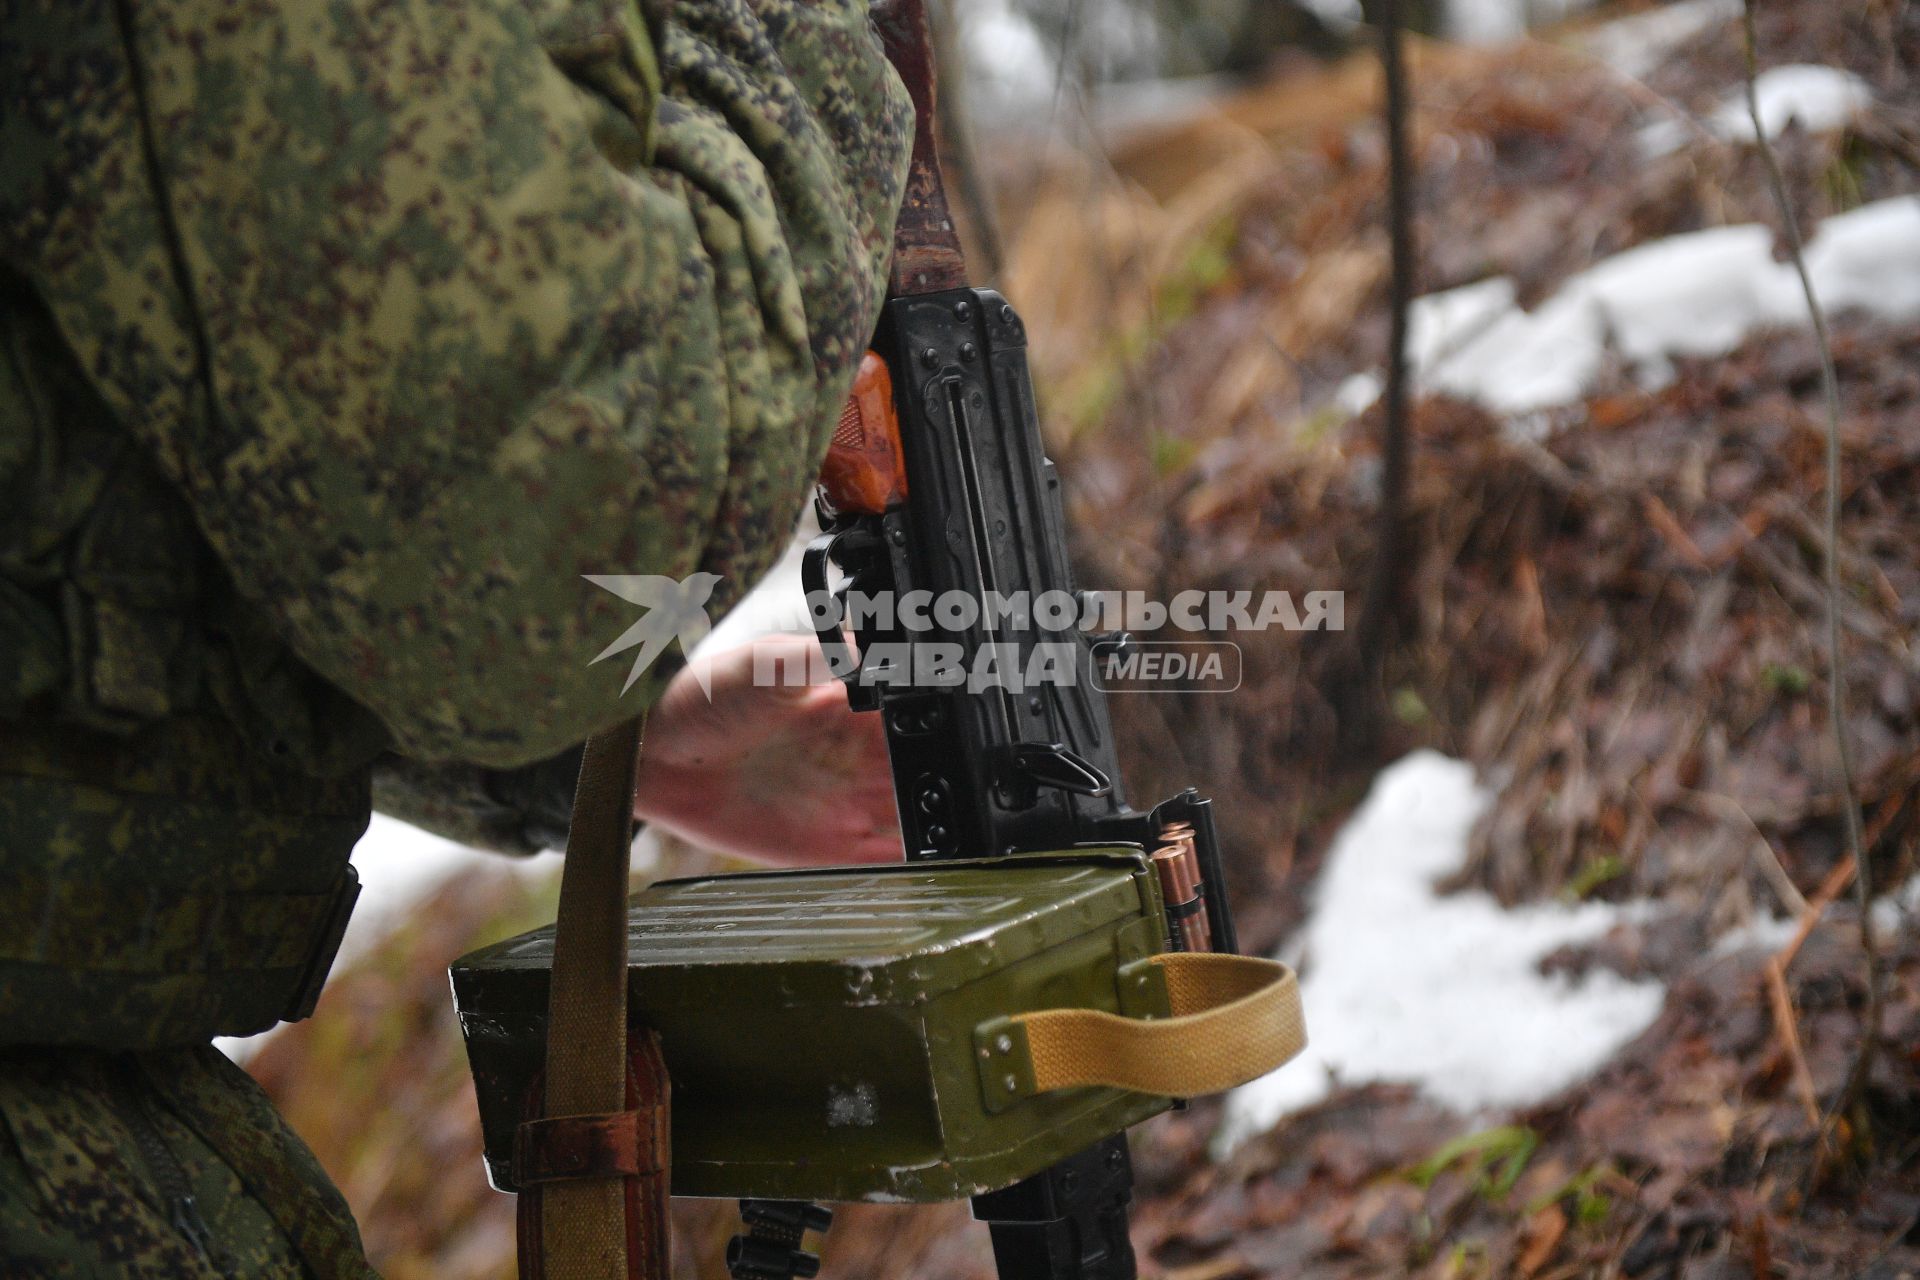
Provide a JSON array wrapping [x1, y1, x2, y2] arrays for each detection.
[[451, 850, 1176, 1204]]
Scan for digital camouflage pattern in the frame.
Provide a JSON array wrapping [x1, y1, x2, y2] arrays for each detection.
[[2, 0, 910, 768], [0, 0, 909, 1267], [0, 714, 372, 1048], [0, 0, 910, 1033], [0, 1046, 374, 1277]]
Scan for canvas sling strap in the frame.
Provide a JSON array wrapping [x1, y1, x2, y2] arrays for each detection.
[[1002, 952, 1307, 1100], [515, 716, 671, 1280]]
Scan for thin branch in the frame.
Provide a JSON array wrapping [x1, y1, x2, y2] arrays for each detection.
[[1681, 788, 1810, 918], [1776, 857, 1861, 976], [1047, 0, 1088, 132], [1765, 958, 1822, 1127], [1740, 0, 1880, 1150], [1351, 0, 1417, 736]]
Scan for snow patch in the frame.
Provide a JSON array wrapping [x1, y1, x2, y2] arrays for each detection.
[[959, 0, 1160, 119], [1872, 873, 1920, 941], [1428, 223, 1782, 413], [1797, 198, 1920, 317], [1331, 371, 1384, 418], [1714, 872, 1920, 956], [1711, 912, 1801, 957], [1217, 752, 1665, 1153], [1340, 196, 1920, 421], [961, 0, 1056, 116], [1640, 64, 1873, 157], [1714, 65, 1874, 140], [1407, 276, 1520, 377]]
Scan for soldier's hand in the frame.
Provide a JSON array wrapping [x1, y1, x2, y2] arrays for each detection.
[[631, 633, 902, 864]]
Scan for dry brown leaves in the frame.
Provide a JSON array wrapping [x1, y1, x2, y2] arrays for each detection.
[[1126, 922, 1920, 1279]]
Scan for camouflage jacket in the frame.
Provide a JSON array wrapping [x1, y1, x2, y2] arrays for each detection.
[[0, 0, 911, 1046]]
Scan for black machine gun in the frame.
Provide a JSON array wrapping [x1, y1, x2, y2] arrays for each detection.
[[777, 3, 1243, 1275]]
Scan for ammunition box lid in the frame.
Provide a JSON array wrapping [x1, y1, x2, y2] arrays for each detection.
[[453, 849, 1154, 1012]]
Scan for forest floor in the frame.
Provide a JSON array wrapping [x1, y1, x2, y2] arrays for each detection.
[[249, 2, 1920, 1276]]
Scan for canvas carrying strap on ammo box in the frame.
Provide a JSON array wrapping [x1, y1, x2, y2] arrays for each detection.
[[1002, 951, 1304, 1100], [514, 715, 670, 1280]]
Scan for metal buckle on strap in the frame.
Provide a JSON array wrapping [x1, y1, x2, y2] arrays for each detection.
[[279, 865, 361, 1024]]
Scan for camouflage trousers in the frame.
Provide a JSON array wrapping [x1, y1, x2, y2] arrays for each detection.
[[0, 1045, 377, 1278]]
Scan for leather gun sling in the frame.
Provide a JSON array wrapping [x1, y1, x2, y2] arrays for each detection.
[[515, 717, 670, 1280]]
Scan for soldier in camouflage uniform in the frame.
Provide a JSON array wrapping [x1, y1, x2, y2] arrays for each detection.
[[0, 0, 913, 1271]]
